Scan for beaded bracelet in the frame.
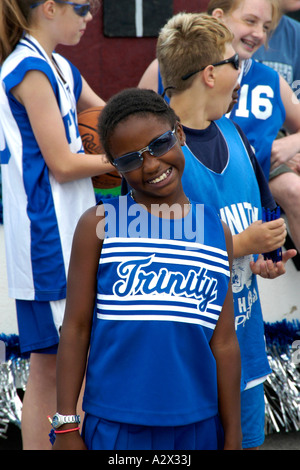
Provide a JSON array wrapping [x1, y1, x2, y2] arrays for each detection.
[[54, 427, 80, 434]]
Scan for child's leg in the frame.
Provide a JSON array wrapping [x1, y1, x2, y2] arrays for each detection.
[[15, 299, 63, 449], [21, 352, 56, 450]]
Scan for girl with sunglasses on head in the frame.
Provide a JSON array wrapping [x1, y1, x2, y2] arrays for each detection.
[[52, 87, 242, 450], [0, 0, 113, 449]]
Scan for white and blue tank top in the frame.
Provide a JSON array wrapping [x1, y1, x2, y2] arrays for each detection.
[[0, 35, 95, 301], [229, 59, 286, 179], [181, 116, 272, 389], [83, 194, 230, 426]]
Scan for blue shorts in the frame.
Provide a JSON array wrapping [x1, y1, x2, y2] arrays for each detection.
[[15, 299, 65, 354], [241, 383, 265, 448], [82, 415, 224, 450]]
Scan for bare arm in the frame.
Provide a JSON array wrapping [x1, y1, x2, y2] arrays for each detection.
[[232, 218, 296, 278], [271, 76, 300, 170], [232, 218, 287, 258], [53, 205, 104, 450], [138, 58, 159, 91], [12, 70, 113, 183], [250, 250, 297, 278], [77, 75, 106, 113], [210, 222, 242, 450]]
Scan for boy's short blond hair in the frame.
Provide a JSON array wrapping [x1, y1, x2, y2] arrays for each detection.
[[157, 12, 234, 97]]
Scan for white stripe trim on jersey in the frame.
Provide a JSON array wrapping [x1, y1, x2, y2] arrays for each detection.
[[97, 301, 220, 321], [102, 237, 228, 258], [97, 293, 223, 311], [96, 293, 223, 330], [101, 244, 229, 267], [97, 313, 217, 330]]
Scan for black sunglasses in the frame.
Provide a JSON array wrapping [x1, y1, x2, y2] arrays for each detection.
[[30, 1, 91, 17], [181, 53, 240, 81], [112, 129, 177, 173]]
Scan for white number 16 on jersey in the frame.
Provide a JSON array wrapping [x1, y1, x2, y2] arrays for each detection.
[[235, 84, 274, 120]]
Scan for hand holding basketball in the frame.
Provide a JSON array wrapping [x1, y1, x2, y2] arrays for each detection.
[[78, 106, 121, 189]]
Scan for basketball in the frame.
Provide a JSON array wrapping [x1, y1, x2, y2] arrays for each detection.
[[78, 106, 121, 189]]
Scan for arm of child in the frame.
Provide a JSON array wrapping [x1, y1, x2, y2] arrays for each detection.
[[12, 70, 113, 183], [232, 218, 296, 278], [249, 250, 297, 279], [232, 218, 287, 258], [270, 76, 300, 171], [53, 205, 104, 450], [76, 76, 106, 113], [210, 222, 242, 450], [138, 59, 159, 90]]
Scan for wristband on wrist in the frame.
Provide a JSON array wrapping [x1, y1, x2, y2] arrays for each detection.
[[48, 426, 80, 445], [54, 427, 80, 434]]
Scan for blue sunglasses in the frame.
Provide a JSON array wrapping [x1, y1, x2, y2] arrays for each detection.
[[30, 1, 91, 17], [112, 129, 177, 173]]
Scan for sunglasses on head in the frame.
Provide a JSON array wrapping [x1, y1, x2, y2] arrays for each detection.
[[30, 1, 91, 17], [181, 53, 240, 81], [112, 129, 178, 173]]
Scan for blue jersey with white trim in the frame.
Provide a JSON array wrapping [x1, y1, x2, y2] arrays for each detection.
[[83, 194, 230, 426], [181, 116, 272, 389], [0, 35, 95, 301], [229, 59, 286, 179]]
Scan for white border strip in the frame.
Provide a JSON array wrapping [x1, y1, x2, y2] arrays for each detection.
[[135, 0, 143, 37]]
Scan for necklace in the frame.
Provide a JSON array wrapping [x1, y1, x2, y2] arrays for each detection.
[[130, 190, 136, 202]]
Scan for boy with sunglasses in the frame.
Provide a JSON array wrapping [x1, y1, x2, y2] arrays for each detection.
[[153, 12, 296, 449]]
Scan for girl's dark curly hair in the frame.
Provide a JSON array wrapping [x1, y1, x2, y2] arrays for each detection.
[[98, 88, 179, 162]]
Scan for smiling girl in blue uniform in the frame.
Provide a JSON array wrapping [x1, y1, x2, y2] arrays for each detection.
[[52, 88, 242, 450]]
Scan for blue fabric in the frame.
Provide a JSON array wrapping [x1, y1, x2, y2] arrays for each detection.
[[230, 59, 286, 179], [182, 121, 275, 210], [15, 299, 60, 353], [181, 116, 272, 390], [3, 57, 68, 300], [0, 34, 95, 302], [241, 384, 265, 449], [83, 194, 230, 427], [82, 414, 224, 450]]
